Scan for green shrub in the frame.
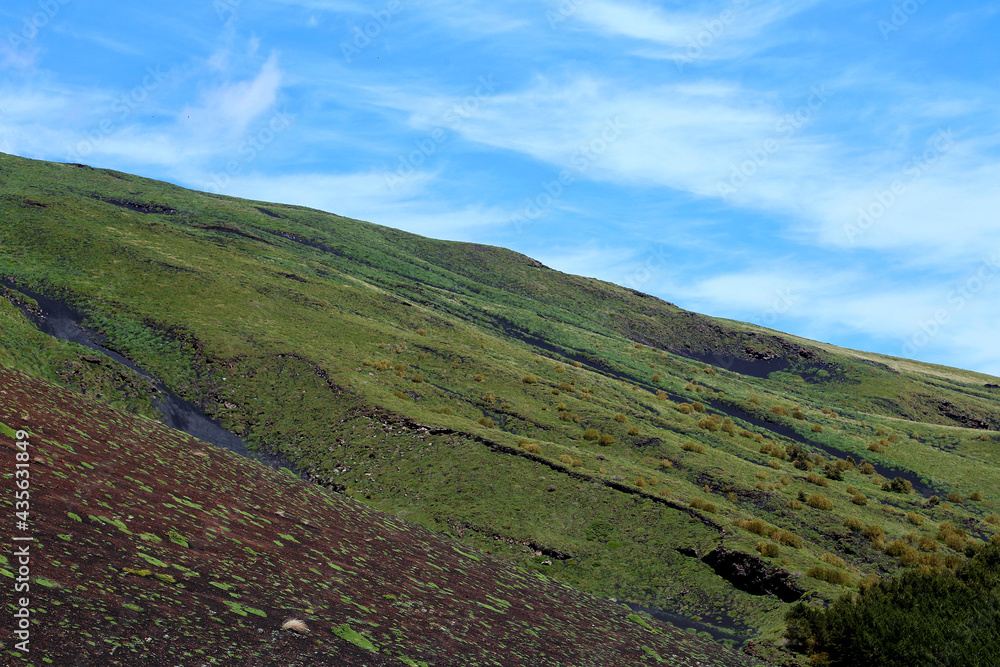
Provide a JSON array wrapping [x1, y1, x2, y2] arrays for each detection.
[[477, 417, 495, 428], [843, 516, 864, 531], [757, 542, 780, 558], [807, 494, 834, 510], [906, 512, 924, 526], [521, 442, 542, 454], [613, 413, 627, 423], [859, 462, 875, 475], [697, 417, 719, 431], [851, 493, 868, 506], [770, 405, 790, 416], [583, 429, 599, 441], [681, 441, 706, 454], [522, 374, 537, 384], [792, 410, 806, 420], [820, 553, 847, 569], [676, 403, 694, 414], [884, 477, 913, 494], [474, 374, 484, 382], [627, 426, 639, 436], [947, 492, 964, 503], [806, 567, 850, 586], [597, 434, 615, 445], [691, 402, 706, 413], [971, 491, 984, 501], [806, 472, 829, 487], [559, 454, 573, 464], [811, 424, 823, 433]]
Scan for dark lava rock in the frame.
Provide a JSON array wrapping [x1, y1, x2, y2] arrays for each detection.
[[702, 546, 804, 603]]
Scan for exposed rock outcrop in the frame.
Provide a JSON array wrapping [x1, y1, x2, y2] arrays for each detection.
[[702, 546, 804, 603]]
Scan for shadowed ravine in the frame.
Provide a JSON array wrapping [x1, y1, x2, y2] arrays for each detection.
[[1, 278, 304, 477]]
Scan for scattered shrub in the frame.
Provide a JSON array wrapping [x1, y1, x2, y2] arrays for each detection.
[[521, 442, 542, 454], [627, 427, 639, 436], [691, 401, 706, 413], [807, 494, 834, 510], [806, 472, 829, 487], [859, 462, 875, 475], [676, 403, 694, 414], [522, 375, 538, 384], [984, 514, 1000, 526], [474, 374, 484, 382], [792, 410, 806, 420], [820, 553, 847, 569], [807, 567, 851, 586], [788, 500, 803, 510], [947, 492, 964, 503], [439, 407, 453, 415], [597, 434, 616, 445], [851, 493, 868, 506], [883, 477, 913, 494], [410, 374, 424, 383], [477, 417, 495, 428], [697, 417, 719, 432], [652, 374, 661, 383], [681, 442, 706, 454], [559, 454, 574, 464], [583, 429, 600, 441], [558, 382, 574, 392], [768, 459, 782, 470], [906, 512, 924, 526], [572, 361, 582, 368], [748, 396, 761, 405], [757, 542, 780, 558], [918, 536, 939, 552], [811, 424, 824, 433], [971, 491, 984, 501], [771, 405, 790, 417], [843, 517, 864, 531], [415, 328, 427, 336], [863, 524, 885, 542], [393, 391, 407, 400], [655, 390, 668, 400], [868, 442, 885, 453], [613, 413, 627, 423]]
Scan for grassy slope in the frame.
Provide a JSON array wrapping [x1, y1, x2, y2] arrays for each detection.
[[2, 152, 1000, 658], [0, 366, 757, 666]]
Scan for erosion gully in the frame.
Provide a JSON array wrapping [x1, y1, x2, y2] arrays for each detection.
[[1, 279, 304, 477]]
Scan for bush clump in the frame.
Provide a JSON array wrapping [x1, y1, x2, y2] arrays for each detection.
[[597, 434, 616, 445], [806, 567, 851, 586], [477, 417, 495, 428], [521, 374, 537, 384], [681, 441, 706, 454], [807, 494, 834, 510], [757, 542, 780, 558], [583, 429, 599, 441]]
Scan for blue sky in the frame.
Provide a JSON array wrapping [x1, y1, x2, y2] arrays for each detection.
[[3, 0, 1000, 376]]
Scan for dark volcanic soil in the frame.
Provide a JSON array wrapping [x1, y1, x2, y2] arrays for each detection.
[[0, 367, 762, 666]]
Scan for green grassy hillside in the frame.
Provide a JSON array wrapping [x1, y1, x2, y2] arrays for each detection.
[[2, 152, 999, 662]]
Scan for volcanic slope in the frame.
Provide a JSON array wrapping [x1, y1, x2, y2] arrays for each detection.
[[2, 151, 1000, 659], [0, 366, 759, 666]]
